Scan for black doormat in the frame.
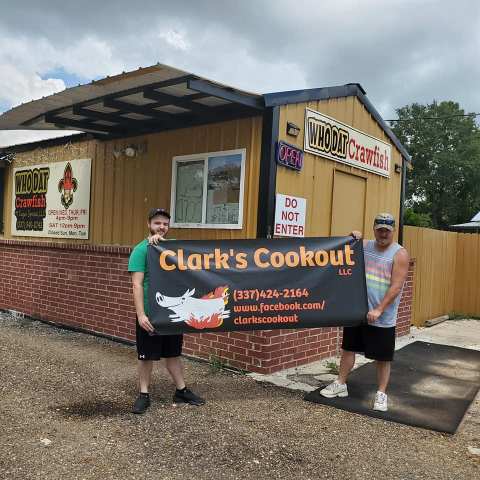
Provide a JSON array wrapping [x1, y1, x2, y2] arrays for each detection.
[[304, 341, 480, 433]]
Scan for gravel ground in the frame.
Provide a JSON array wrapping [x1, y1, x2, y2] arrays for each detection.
[[1, 312, 479, 480]]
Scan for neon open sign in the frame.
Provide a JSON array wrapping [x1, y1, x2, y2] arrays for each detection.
[[276, 141, 304, 171]]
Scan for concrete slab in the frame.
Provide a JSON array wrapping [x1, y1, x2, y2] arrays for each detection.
[[248, 319, 480, 392], [249, 319, 480, 439]]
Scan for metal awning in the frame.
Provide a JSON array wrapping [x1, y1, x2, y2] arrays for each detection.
[[450, 212, 480, 231], [450, 221, 480, 230], [450, 211, 480, 231], [0, 63, 412, 163], [0, 63, 265, 138]]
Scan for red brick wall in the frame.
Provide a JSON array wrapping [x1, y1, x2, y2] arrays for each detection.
[[182, 328, 342, 374], [396, 259, 415, 337], [0, 239, 136, 342], [0, 240, 414, 374]]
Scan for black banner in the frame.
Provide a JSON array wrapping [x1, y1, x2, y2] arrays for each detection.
[[148, 236, 368, 335]]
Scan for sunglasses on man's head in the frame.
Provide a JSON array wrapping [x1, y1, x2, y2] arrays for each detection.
[[149, 208, 170, 219], [374, 218, 395, 226]]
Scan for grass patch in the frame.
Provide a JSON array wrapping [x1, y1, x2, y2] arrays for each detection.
[[325, 360, 339, 375], [209, 355, 228, 373]]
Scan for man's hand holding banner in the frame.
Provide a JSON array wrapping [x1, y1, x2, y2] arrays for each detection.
[[148, 237, 368, 335]]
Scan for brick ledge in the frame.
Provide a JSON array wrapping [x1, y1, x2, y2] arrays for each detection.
[[0, 238, 132, 255]]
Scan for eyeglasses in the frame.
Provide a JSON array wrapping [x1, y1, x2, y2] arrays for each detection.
[[374, 218, 395, 226]]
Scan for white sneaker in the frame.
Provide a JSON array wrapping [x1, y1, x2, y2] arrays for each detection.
[[373, 391, 388, 411], [319, 380, 348, 398]]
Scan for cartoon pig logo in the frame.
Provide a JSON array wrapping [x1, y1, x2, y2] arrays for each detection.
[[156, 286, 230, 329]]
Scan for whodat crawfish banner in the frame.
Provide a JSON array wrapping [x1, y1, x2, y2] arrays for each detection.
[[148, 237, 368, 334]]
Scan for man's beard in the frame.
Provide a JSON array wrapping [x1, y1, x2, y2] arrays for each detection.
[[377, 237, 391, 246], [150, 227, 167, 236]]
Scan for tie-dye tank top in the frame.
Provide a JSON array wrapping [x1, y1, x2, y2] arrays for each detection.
[[364, 240, 404, 328]]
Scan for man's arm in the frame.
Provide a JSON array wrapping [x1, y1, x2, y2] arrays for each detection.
[[131, 271, 155, 333], [367, 248, 410, 324]]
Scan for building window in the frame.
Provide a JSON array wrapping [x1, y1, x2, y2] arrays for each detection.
[[0, 168, 4, 234], [170, 149, 246, 229]]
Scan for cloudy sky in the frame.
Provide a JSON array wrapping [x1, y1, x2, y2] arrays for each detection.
[[1, 0, 479, 147]]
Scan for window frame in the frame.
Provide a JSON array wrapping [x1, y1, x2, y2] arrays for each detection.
[[170, 148, 246, 229]]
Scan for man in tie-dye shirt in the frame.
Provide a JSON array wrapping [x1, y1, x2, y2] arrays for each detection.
[[320, 213, 409, 412]]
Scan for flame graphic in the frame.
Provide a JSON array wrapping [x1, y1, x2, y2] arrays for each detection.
[[179, 285, 229, 330], [185, 313, 223, 330], [202, 285, 229, 304]]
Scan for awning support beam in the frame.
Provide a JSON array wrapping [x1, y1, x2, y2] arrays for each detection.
[[188, 79, 264, 110], [143, 89, 212, 115], [45, 114, 125, 135], [73, 106, 146, 127], [103, 99, 187, 128]]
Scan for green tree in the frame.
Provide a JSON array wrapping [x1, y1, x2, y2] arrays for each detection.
[[403, 207, 432, 227], [392, 101, 480, 229]]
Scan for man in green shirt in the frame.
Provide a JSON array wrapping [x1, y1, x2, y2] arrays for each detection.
[[128, 208, 205, 414]]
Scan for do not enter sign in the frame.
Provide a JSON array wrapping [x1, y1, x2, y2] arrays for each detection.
[[274, 194, 306, 237]]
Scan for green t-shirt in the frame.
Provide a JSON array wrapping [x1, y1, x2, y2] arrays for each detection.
[[128, 239, 150, 315]]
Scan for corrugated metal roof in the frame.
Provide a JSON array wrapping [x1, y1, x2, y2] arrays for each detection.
[[450, 221, 480, 229], [451, 211, 480, 228], [0, 63, 264, 136]]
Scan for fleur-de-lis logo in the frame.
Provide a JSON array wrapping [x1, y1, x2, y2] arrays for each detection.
[[58, 162, 78, 209]]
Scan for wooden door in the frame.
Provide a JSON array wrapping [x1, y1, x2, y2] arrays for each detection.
[[330, 170, 366, 236]]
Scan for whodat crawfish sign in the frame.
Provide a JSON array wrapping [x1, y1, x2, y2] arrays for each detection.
[[148, 237, 368, 335], [304, 108, 391, 177], [11, 158, 91, 239]]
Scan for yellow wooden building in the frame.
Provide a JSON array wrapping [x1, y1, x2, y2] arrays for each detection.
[[0, 63, 412, 373], [0, 64, 410, 246]]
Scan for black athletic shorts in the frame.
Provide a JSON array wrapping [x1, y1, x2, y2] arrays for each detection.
[[341, 324, 396, 362], [136, 319, 183, 360]]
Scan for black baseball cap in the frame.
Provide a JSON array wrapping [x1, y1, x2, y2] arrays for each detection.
[[148, 208, 171, 221]]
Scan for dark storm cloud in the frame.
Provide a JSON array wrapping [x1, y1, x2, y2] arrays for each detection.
[[1, 0, 479, 146]]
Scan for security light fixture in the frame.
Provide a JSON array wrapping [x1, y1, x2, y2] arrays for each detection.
[[0, 152, 15, 165], [112, 142, 147, 159], [124, 146, 137, 158], [286, 122, 301, 137]]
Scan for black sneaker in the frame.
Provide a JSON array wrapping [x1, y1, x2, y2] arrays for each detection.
[[132, 393, 150, 414], [173, 388, 205, 406]]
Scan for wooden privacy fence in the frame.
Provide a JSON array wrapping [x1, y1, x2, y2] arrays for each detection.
[[455, 233, 480, 316], [403, 226, 480, 326]]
